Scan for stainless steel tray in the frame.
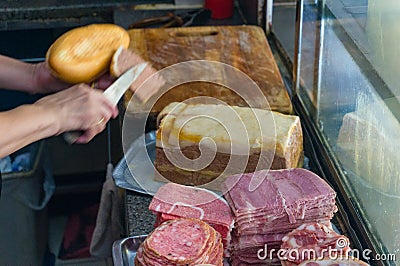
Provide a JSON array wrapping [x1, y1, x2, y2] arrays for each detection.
[[113, 131, 164, 195], [112, 235, 148, 266], [113, 235, 231, 266], [112, 131, 222, 196]]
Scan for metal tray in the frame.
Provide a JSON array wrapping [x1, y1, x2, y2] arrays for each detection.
[[113, 235, 231, 266], [113, 131, 164, 195], [113, 131, 222, 196], [112, 235, 148, 266]]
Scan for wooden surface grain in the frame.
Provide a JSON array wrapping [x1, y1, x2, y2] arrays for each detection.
[[125, 25, 292, 114]]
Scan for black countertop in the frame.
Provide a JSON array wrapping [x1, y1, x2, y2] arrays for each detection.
[[125, 192, 155, 236], [0, 0, 162, 9], [113, 5, 246, 30], [0, 0, 171, 30]]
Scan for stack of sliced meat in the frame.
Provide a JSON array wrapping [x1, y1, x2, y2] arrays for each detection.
[[280, 222, 351, 266], [149, 183, 234, 254], [221, 168, 338, 265], [134, 218, 223, 266]]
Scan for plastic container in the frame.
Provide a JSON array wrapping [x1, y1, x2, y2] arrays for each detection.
[[0, 141, 55, 266], [205, 0, 234, 19]]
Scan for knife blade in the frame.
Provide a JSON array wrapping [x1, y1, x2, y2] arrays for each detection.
[[63, 63, 148, 144], [103, 62, 148, 106]]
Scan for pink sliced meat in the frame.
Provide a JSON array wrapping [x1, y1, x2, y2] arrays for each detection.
[[159, 213, 231, 239], [235, 207, 336, 229], [222, 169, 339, 265], [150, 183, 234, 227], [145, 220, 209, 264], [222, 169, 336, 222], [231, 233, 287, 249], [222, 170, 283, 213], [280, 222, 351, 265], [149, 182, 234, 256], [234, 198, 337, 224], [236, 217, 334, 235], [136, 218, 223, 266]]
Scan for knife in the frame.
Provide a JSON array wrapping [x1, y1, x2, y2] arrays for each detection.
[[63, 62, 148, 144]]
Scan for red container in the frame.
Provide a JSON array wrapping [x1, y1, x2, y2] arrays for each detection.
[[205, 0, 234, 19]]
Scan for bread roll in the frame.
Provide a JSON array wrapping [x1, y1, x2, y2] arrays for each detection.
[[46, 24, 130, 83], [110, 46, 165, 102]]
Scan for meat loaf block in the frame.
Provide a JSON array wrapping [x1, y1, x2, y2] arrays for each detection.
[[154, 102, 303, 190]]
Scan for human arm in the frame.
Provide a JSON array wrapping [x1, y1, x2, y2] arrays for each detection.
[[0, 55, 116, 94], [0, 84, 118, 158], [0, 55, 71, 94]]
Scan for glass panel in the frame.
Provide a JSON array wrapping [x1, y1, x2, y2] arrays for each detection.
[[293, 0, 400, 261], [367, 0, 400, 98], [272, 0, 297, 61], [272, 0, 400, 260], [298, 3, 320, 108]]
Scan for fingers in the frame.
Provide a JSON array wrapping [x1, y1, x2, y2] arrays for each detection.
[[75, 117, 108, 144], [35, 83, 119, 142], [95, 89, 119, 119], [94, 73, 115, 90], [73, 87, 118, 143], [75, 108, 113, 144]]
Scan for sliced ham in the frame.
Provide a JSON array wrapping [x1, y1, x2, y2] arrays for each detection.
[[149, 183, 234, 255], [222, 169, 336, 220], [222, 168, 339, 265], [149, 182, 233, 225]]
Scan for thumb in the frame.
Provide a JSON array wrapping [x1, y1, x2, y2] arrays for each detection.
[[94, 73, 116, 90]]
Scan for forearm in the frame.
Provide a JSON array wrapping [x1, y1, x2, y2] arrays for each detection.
[[0, 104, 59, 157], [0, 55, 38, 93]]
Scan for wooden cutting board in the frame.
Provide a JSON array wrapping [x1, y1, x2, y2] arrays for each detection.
[[125, 25, 292, 114]]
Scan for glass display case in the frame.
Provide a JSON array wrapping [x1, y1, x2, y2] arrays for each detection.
[[271, 0, 399, 265]]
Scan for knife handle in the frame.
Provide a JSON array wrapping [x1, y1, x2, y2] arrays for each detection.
[[63, 130, 84, 144]]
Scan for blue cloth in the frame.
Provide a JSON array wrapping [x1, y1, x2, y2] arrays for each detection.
[[12, 153, 31, 172], [0, 153, 31, 173], [0, 156, 12, 173]]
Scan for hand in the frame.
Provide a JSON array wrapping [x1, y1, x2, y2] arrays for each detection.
[[34, 83, 118, 143], [33, 62, 117, 94], [94, 72, 116, 90], [33, 62, 71, 94]]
